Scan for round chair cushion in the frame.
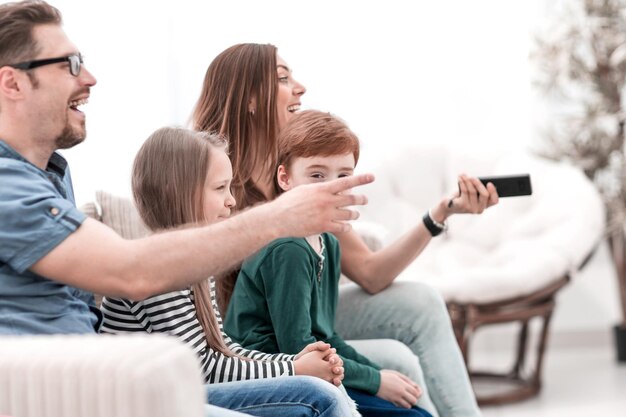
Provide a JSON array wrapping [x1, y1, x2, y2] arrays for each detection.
[[357, 147, 605, 304]]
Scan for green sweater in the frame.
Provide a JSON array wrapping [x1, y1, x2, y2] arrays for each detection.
[[224, 233, 381, 394]]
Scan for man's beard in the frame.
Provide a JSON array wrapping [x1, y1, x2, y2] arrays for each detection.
[[55, 120, 86, 149], [28, 73, 88, 150]]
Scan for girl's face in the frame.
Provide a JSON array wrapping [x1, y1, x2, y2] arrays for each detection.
[[277, 153, 355, 191], [202, 148, 236, 223], [276, 54, 306, 131]]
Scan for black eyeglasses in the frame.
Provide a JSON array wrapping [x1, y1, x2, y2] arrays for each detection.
[[9, 53, 83, 77]]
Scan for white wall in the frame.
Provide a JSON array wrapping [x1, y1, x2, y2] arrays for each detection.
[[43, 0, 540, 204], [14, 0, 622, 335]]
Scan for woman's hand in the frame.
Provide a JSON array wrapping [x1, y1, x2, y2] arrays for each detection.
[[431, 174, 499, 223]]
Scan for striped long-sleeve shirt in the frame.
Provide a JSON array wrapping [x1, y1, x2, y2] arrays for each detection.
[[100, 278, 295, 383]]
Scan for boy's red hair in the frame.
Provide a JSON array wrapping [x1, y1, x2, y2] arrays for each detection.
[[275, 110, 360, 195]]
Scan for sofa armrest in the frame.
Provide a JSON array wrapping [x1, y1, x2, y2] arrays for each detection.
[[0, 334, 205, 417]]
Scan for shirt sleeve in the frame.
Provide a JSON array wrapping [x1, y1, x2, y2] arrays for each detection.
[[0, 161, 86, 273], [200, 284, 298, 384], [257, 242, 322, 354], [102, 285, 296, 384], [100, 297, 150, 333], [204, 342, 295, 384]]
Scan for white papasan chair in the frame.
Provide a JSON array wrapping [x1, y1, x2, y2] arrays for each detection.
[[354, 144, 604, 404]]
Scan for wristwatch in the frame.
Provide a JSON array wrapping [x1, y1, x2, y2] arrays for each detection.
[[422, 210, 447, 237]]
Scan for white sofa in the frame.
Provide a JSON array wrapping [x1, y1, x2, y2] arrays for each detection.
[[354, 144, 605, 403], [0, 334, 205, 417]]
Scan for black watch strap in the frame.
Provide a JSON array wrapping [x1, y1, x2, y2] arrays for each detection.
[[422, 211, 446, 237]]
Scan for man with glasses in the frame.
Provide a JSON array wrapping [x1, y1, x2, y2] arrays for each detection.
[[10, 53, 84, 76], [0, 1, 372, 416]]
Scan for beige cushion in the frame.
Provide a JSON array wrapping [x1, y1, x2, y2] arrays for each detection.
[[86, 190, 151, 240], [79, 191, 151, 307]]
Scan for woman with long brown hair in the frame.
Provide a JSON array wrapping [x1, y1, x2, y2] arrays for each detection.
[[100, 126, 357, 417], [192, 44, 498, 417]]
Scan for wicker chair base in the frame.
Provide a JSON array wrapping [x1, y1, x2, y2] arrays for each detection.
[[447, 275, 570, 406]]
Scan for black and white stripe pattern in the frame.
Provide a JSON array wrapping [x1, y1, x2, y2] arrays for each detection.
[[100, 278, 295, 383]]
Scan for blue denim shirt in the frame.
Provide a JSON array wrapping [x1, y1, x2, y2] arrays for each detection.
[[0, 140, 100, 334]]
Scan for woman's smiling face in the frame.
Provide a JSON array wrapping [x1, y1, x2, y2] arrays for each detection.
[[275, 54, 306, 131]]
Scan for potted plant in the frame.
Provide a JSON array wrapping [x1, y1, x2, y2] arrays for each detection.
[[532, 0, 626, 361]]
